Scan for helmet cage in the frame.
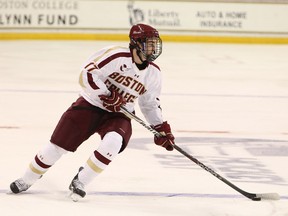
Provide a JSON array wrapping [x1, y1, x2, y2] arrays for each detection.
[[131, 37, 162, 62]]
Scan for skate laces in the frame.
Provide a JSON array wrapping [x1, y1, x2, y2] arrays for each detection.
[[69, 167, 86, 198], [72, 178, 85, 191]]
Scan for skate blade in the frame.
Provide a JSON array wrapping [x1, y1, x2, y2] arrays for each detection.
[[69, 192, 82, 202], [6, 191, 17, 195]]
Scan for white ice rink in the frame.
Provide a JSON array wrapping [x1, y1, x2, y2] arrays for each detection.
[[0, 40, 288, 216]]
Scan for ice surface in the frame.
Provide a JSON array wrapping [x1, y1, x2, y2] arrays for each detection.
[[0, 40, 288, 216]]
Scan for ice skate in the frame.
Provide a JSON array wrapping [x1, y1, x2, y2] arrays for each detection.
[[10, 178, 31, 194], [69, 167, 86, 202]]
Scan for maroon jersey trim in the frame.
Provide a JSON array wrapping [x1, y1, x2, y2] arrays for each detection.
[[149, 62, 161, 71], [98, 52, 131, 69], [87, 73, 100, 90]]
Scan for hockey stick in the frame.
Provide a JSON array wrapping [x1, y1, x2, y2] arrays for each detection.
[[120, 106, 280, 201]]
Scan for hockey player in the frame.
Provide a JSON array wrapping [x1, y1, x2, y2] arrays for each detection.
[[10, 23, 175, 200]]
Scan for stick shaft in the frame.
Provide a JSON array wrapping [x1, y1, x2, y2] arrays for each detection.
[[120, 106, 274, 200]]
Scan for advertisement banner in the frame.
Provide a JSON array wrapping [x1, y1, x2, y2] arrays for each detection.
[[0, 0, 288, 34]]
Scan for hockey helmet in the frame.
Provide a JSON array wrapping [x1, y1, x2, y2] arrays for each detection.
[[129, 23, 162, 62]]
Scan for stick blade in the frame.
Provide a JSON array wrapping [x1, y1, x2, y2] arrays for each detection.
[[255, 193, 280, 200]]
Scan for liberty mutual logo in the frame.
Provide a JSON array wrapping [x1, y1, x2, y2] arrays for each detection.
[[127, 1, 144, 25], [127, 1, 181, 27]]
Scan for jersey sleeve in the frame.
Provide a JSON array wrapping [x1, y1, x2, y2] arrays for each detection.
[[138, 66, 164, 126], [79, 62, 109, 92], [79, 60, 110, 106], [78, 46, 126, 107]]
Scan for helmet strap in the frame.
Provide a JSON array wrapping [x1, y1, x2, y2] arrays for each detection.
[[136, 49, 146, 63]]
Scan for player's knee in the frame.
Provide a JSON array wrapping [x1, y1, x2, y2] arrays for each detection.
[[37, 142, 68, 166], [105, 131, 122, 142], [51, 142, 68, 156], [97, 132, 123, 159]]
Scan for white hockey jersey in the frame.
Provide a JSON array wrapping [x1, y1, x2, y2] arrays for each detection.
[[79, 46, 164, 126]]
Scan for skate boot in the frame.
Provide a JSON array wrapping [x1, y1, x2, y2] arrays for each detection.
[[69, 167, 86, 201], [10, 178, 31, 194]]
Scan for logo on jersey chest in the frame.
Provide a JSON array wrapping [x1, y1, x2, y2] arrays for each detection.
[[120, 64, 129, 72], [106, 72, 147, 95]]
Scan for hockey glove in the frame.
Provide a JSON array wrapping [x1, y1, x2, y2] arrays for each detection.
[[152, 121, 175, 151], [99, 90, 126, 112]]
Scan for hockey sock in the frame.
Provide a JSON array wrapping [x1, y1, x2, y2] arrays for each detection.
[[78, 131, 123, 185], [22, 142, 67, 185]]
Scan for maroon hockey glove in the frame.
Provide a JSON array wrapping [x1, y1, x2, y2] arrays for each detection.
[[152, 121, 175, 151], [99, 90, 126, 112]]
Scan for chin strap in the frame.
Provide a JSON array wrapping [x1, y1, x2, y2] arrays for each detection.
[[136, 49, 146, 62]]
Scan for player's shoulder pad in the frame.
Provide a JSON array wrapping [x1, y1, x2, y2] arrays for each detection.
[[149, 62, 161, 71], [93, 46, 131, 68], [103, 46, 129, 55]]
